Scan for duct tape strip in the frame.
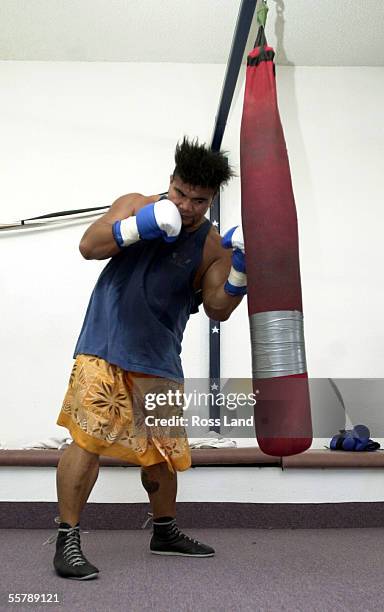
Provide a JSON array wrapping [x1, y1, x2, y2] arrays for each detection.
[[249, 310, 307, 378]]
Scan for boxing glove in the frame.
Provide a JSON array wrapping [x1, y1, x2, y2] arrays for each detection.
[[221, 225, 247, 296], [113, 199, 182, 248]]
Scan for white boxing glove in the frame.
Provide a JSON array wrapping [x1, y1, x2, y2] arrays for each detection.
[[221, 225, 247, 296], [112, 199, 182, 248]]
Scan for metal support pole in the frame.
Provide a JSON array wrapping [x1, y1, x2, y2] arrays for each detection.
[[208, 0, 257, 429]]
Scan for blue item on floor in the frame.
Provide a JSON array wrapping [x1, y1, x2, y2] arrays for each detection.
[[330, 424, 380, 451]]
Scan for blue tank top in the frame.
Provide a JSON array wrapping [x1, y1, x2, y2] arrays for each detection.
[[73, 196, 211, 381]]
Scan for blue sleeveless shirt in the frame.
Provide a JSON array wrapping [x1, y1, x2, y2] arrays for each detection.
[[73, 196, 211, 381]]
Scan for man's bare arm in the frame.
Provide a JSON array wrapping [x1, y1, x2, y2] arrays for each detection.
[[201, 250, 244, 322], [79, 193, 154, 260]]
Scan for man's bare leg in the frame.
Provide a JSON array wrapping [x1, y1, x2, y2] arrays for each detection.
[[141, 461, 215, 557], [141, 462, 177, 518], [56, 441, 99, 526]]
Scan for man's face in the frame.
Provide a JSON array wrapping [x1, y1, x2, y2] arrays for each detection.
[[167, 175, 216, 229]]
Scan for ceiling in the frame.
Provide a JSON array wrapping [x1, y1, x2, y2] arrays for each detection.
[[0, 0, 383, 66]]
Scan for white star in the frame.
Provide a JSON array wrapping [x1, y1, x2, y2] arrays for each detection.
[[212, 220, 219, 227], [211, 383, 219, 391], [211, 326, 220, 334]]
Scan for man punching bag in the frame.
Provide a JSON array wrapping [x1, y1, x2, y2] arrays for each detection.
[[240, 25, 313, 456]]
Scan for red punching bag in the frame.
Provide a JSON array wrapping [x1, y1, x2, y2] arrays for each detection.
[[240, 26, 313, 456]]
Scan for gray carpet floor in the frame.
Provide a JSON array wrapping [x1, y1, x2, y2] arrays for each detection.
[[1, 527, 383, 612]]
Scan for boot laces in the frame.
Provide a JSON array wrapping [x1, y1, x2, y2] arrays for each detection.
[[62, 526, 87, 567], [141, 512, 153, 529], [167, 521, 200, 546], [42, 516, 89, 546]]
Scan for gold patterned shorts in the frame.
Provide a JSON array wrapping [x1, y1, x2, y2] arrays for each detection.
[[56, 354, 191, 473]]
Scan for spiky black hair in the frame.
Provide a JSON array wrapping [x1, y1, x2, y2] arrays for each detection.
[[173, 136, 235, 192]]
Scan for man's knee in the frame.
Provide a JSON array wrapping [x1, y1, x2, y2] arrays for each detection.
[[70, 441, 99, 464], [141, 466, 161, 493]]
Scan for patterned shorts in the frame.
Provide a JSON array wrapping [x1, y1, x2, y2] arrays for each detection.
[[56, 354, 191, 473]]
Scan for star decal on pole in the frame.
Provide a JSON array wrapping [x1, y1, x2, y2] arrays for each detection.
[[211, 382, 219, 391], [211, 326, 220, 334], [212, 220, 219, 227]]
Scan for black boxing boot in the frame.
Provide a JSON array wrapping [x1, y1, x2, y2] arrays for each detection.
[[53, 522, 99, 580], [150, 517, 215, 557]]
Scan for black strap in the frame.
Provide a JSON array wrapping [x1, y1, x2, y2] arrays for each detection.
[[22, 206, 109, 223], [254, 24, 267, 48]]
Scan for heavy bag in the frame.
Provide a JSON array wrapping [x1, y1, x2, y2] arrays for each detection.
[[240, 27, 313, 456]]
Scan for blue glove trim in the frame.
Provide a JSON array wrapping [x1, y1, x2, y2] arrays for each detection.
[[224, 280, 247, 296], [112, 220, 124, 248], [221, 226, 237, 249], [163, 233, 178, 243], [136, 203, 162, 240], [232, 248, 246, 273]]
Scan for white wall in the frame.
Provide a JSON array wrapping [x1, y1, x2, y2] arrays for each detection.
[[1, 62, 383, 458], [3, 465, 384, 505]]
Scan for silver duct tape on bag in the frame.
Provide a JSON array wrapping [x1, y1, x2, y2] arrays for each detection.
[[249, 310, 307, 379]]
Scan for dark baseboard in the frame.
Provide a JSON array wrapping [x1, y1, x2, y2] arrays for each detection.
[[1, 501, 384, 530]]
